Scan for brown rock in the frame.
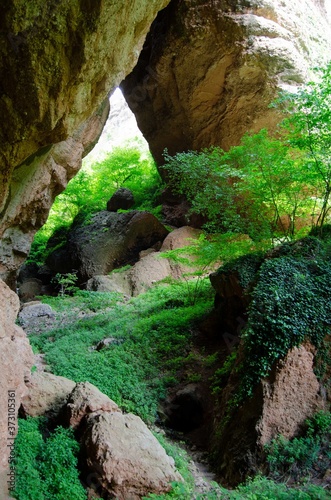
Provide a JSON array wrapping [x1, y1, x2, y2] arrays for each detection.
[[21, 372, 75, 418], [0, 0, 171, 283], [0, 280, 33, 495], [128, 252, 173, 296], [64, 382, 120, 430], [122, 0, 331, 164], [82, 411, 183, 499], [212, 342, 325, 485], [160, 226, 202, 251], [86, 273, 132, 297], [256, 343, 325, 446]]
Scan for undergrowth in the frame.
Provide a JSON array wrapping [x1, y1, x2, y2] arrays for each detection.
[[219, 236, 331, 403], [266, 411, 331, 483], [30, 281, 214, 423], [13, 417, 86, 500]]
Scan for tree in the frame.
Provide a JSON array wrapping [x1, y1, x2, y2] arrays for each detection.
[[278, 62, 331, 233]]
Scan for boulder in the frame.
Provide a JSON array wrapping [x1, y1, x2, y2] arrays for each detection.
[[161, 226, 202, 251], [128, 253, 173, 296], [86, 273, 132, 296], [48, 211, 169, 283], [18, 301, 55, 328], [17, 278, 42, 302], [82, 411, 182, 499], [21, 372, 75, 418], [64, 382, 120, 430], [86, 226, 204, 296], [107, 188, 135, 212], [0, 280, 33, 495]]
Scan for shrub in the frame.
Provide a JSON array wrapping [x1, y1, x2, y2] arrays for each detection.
[[13, 417, 86, 500], [266, 411, 331, 482]]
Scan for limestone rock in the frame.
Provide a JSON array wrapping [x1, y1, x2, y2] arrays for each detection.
[[48, 210, 169, 283], [107, 188, 135, 212], [0, 0, 171, 283], [122, 0, 331, 164], [0, 101, 110, 286], [21, 372, 75, 418], [128, 253, 173, 296], [0, 280, 33, 495], [64, 382, 120, 430], [161, 226, 202, 251], [18, 301, 55, 326], [86, 273, 132, 296], [82, 411, 183, 499]]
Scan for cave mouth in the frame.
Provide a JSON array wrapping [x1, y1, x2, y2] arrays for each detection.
[[164, 388, 205, 433]]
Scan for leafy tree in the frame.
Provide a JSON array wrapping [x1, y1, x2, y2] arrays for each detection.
[[27, 146, 162, 265], [278, 62, 331, 233], [163, 131, 312, 243]]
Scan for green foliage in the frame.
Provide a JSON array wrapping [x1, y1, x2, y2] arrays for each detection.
[[277, 62, 331, 232], [30, 283, 213, 423], [266, 411, 331, 482], [162, 130, 311, 242], [236, 237, 331, 401], [52, 272, 79, 297], [27, 146, 162, 266], [214, 251, 265, 290], [13, 417, 86, 500]]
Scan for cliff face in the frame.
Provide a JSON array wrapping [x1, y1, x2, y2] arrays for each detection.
[[121, 0, 331, 164], [0, 0, 170, 284], [0, 2, 170, 494]]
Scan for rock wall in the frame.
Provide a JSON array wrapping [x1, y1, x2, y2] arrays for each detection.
[[121, 0, 331, 164], [0, 280, 33, 497], [0, 0, 171, 284]]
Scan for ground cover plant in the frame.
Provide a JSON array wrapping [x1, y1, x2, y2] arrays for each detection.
[[13, 417, 87, 500], [30, 281, 214, 422], [266, 411, 331, 483]]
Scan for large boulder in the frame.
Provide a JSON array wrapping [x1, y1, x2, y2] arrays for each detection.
[[82, 411, 182, 499], [64, 382, 120, 430], [121, 0, 331, 165], [21, 372, 75, 418], [0, 280, 33, 495], [107, 188, 135, 212], [87, 226, 203, 296], [47, 210, 169, 283]]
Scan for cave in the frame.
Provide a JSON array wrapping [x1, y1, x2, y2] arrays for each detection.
[[1, 0, 331, 496]]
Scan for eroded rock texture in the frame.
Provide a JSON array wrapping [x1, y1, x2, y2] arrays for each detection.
[[212, 343, 325, 485], [0, 0, 171, 284], [121, 0, 331, 164], [0, 279, 33, 495]]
